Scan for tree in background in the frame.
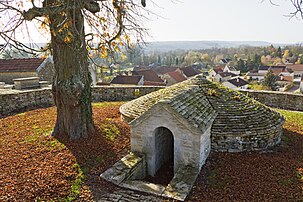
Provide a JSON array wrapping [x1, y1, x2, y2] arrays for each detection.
[[263, 69, 277, 90], [0, 0, 147, 139], [236, 58, 247, 73]]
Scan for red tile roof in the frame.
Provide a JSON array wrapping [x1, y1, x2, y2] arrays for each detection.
[[180, 66, 201, 77], [110, 75, 143, 85], [213, 67, 224, 74], [153, 66, 178, 75], [167, 71, 187, 82], [270, 66, 286, 76], [0, 58, 45, 72], [276, 76, 293, 82], [132, 69, 165, 83], [285, 64, 303, 72]]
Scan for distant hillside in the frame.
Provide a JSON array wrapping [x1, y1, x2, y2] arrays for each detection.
[[143, 41, 286, 53]]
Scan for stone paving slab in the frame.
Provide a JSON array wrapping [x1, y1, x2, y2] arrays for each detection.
[[163, 165, 199, 201], [121, 180, 166, 196], [97, 188, 163, 202]]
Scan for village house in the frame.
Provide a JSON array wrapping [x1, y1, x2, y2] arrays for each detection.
[[222, 77, 249, 90], [276, 75, 294, 87], [248, 65, 289, 81], [110, 75, 144, 86], [0, 57, 54, 84], [258, 65, 286, 75], [162, 70, 187, 86], [176, 66, 201, 78], [214, 72, 237, 83], [285, 64, 303, 77], [247, 72, 266, 81], [153, 66, 179, 75], [208, 66, 224, 79], [131, 69, 166, 86], [223, 65, 240, 75]]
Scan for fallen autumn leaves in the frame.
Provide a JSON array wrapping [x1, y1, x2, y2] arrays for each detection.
[[0, 103, 302, 201]]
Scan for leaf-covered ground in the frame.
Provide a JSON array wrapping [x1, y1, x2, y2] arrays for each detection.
[[0, 103, 302, 201]]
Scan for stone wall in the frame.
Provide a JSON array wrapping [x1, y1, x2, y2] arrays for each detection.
[[2, 85, 303, 118], [0, 88, 53, 116], [0, 86, 164, 116], [240, 89, 303, 111], [0, 72, 37, 84], [211, 125, 283, 152], [92, 86, 164, 102]]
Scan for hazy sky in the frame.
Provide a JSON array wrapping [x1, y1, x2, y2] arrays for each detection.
[[145, 0, 303, 43]]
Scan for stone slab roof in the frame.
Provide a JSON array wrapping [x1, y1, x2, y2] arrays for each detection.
[[121, 75, 285, 138], [0, 58, 45, 72], [185, 76, 285, 136], [120, 80, 217, 131]]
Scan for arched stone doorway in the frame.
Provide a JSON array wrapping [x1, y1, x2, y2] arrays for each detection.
[[153, 127, 174, 176]]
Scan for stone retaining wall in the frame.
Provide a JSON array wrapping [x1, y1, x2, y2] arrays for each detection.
[[211, 124, 283, 152], [240, 89, 303, 111], [0, 88, 54, 116], [92, 86, 164, 102], [1, 86, 302, 117], [0, 86, 164, 116]]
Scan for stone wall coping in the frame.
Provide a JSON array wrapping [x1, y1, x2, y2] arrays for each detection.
[[13, 77, 40, 81], [93, 85, 165, 89], [0, 87, 51, 95], [239, 89, 303, 97]]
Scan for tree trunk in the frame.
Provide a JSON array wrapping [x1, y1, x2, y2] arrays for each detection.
[[49, 3, 95, 139]]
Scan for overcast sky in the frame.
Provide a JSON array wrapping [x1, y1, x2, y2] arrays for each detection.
[[145, 0, 303, 43]]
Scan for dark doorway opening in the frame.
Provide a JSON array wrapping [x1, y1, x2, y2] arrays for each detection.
[[145, 127, 174, 185]]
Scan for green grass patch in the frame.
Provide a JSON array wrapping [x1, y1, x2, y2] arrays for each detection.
[[93, 102, 125, 108], [100, 123, 120, 141], [65, 164, 86, 202], [45, 140, 65, 150], [17, 112, 26, 116], [275, 109, 303, 130], [22, 126, 53, 144]]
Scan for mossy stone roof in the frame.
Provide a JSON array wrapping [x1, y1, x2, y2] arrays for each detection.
[[121, 75, 285, 135], [120, 81, 217, 130]]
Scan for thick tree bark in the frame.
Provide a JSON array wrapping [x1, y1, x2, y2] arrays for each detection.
[[49, 3, 95, 139]]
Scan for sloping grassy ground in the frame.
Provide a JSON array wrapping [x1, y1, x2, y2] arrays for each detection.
[[0, 103, 302, 201]]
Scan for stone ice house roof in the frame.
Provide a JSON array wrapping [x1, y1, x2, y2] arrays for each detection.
[[120, 79, 217, 131], [121, 75, 285, 152]]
